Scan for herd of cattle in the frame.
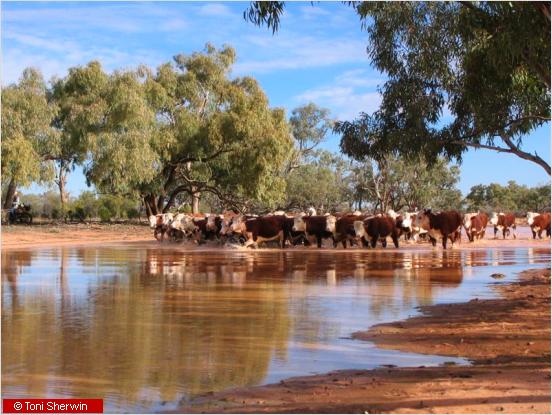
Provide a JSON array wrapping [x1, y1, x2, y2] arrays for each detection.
[[148, 209, 551, 249]]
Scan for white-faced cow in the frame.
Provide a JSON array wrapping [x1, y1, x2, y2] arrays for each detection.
[[527, 212, 551, 239], [230, 215, 287, 248], [489, 212, 517, 239], [293, 215, 334, 248], [149, 213, 174, 241], [463, 212, 489, 242], [326, 214, 366, 248], [353, 215, 400, 248], [413, 209, 463, 248]]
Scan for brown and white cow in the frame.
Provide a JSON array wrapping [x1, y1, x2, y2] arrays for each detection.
[[149, 213, 174, 241], [353, 215, 400, 248], [230, 215, 287, 248], [463, 212, 489, 242], [413, 209, 462, 249], [527, 212, 551, 239], [293, 215, 334, 248], [326, 214, 366, 248], [489, 212, 517, 239]]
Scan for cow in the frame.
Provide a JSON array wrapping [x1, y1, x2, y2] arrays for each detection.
[[527, 212, 551, 239], [489, 212, 517, 239], [413, 209, 463, 248], [388, 210, 416, 241], [149, 213, 174, 241], [353, 215, 400, 248], [463, 212, 489, 242], [326, 214, 366, 248], [170, 213, 199, 241], [230, 215, 287, 248], [293, 215, 334, 248]]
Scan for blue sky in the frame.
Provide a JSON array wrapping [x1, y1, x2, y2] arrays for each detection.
[[2, 1, 550, 197]]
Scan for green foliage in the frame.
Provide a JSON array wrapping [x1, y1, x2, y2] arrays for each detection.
[[344, 155, 463, 212], [287, 103, 334, 173], [98, 206, 111, 222], [337, 2, 550, 173], [465, 181, 551, 213], [285, 150, 350, 212], [1, 68, 56, 188], [245, 2, 551, 173], [66, 44, 292, 213]]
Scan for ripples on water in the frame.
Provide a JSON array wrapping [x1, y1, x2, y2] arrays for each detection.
[[2, 246, 550, 412]]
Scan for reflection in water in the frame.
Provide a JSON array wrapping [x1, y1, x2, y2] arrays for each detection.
[[2, 246, 550, 412]]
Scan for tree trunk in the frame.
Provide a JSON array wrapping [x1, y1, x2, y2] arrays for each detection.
[[143, 194, 159, 216], [192, 189, 200, 214], [3, 179, 16, 210], [58, 174, 68, 217]]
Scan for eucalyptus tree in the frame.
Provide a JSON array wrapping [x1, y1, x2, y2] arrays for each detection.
[[48, 61, 110, 213], [245, 1, 551, 173], [286, 103, 333, 173], [84, 44, 292, 214], [346, 155, 462, 213], [1, 68, 55, 209]]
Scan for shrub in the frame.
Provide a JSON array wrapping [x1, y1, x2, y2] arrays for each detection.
[[98, 206, 111, 222]]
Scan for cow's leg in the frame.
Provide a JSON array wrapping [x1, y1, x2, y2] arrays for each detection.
[[512, 225, 517, 239], [429, 236, 437, 247], [361, 237, 369, 247], [381, 237, 387, 248], [341, 238, 347, 249], [317, 235, 322, 248], [493, 227, 498, 239], [392, 234, 399, 248], [370, 236, 378, 248], [503, 228, 508, 239], [279, 231, 285, 249], [442, 234, 448, 249]]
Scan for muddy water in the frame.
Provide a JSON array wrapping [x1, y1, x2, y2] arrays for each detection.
[[2, 246, 550, 412]]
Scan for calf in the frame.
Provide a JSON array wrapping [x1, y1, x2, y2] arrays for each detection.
[[489, 212, 516, 239], [293, 215, 334, 248], [388, 210, 415, 241], [463, 212, 489, 242], [527, 212, 551, 239], [231, 215, 287, 248], [413, 210, 462, 248], [353, 215, 400, 248]]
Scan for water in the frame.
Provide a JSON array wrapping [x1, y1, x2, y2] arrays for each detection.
[[2, 245, 549, 412]]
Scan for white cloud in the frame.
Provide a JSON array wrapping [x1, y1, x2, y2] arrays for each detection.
[[197, 3, 234, 17], [234, 37, 367, 74], [295, 69, 382, 120]]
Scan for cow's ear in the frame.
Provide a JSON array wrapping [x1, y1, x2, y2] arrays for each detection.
[[425, 208, 432, 215]]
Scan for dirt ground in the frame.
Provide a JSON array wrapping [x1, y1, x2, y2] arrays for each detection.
[[1, 223, 549, 250], [175, 268, 551, 414], [1, 222, 152, 249]]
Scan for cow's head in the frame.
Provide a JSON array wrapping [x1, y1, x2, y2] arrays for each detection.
[[230, 215, 246, 234], [489, 212, 499, 226], [463, 213, 476, 229], [148, 215, 158, 228], [387, 209, 398, 219], [527, 212, 538, 225], [293, 215, 306, 232], [326, 215, 337, 233], [399, 212, 413, 231], [413, 210, 430, 231], [307, 207, 317, 216], [353, 220, 366, 239], [206, 214, 218, 231]]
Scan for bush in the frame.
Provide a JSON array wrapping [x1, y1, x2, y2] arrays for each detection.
[[98, 206, 111, 222], [126, 207, 140, 219]]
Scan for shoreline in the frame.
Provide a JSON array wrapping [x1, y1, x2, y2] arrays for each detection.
[[174, 268, 551, 414]]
